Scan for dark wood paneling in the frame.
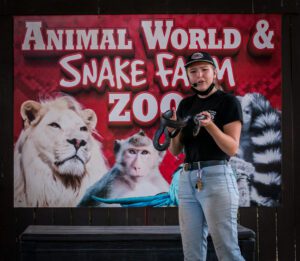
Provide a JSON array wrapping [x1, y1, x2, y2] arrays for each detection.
[[128, 208, 146, 225], [294, 12, 300, 261], [1, 0, 255, 15], [35, 209, 54, 225], [147, 208, 165, 225], [0, 14, 15, 261], [98, 0, 254, 14], [108, 208, 128, 225], [0, 13, 13, 220], [53, 209, 72, 225], [239, 207, 258, 261], [15, 209, 34, 239], [253, 0, 298, 13], [91, 208, 110, 225], [0, 207, 16, 261], [165, 207, 179, 225], [258, 208, 277, 261], [0, 1, 5, 15], [239, 208, 257, 234], [291, 13, 300, 261], [277, 14, 296, 261], [6, 0, 99, 15], [71, 208, 91, 225]]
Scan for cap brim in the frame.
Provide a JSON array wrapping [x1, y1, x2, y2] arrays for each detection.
[[184, 59, 215, 68]]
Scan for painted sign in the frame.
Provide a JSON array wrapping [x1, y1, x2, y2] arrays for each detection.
[[14, 15, 281, 207]]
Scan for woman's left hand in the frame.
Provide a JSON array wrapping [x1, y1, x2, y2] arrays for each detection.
[[198, 111, 212, 127]]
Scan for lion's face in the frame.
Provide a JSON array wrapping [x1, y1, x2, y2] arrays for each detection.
[[21, 97, 98, 178]]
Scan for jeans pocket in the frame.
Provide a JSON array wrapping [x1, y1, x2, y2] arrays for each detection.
[[178, 171, 195, 199], [230, 173, 240, 197]]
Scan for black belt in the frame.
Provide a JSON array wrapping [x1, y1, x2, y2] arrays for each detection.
[[183, 160, 227, 171]]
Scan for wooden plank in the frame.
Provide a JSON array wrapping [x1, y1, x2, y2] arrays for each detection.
[[165, 207, 179, 225], [108, 208, 128, 225], [290, 13, 300, 261], [277, 207, 295, 261], [291, 12, 300, 261], [283, 0, 299, 12], [128, 208, 146, 225], [21, 225, 181, 237], [97, 0, 254, 14], [71, 208, 90, 225], [0, 209, 15, 261], [7, 0, 99, 15], [19, 225, 255, 261], [91, 208, 110, 225], [0, 14, 13, 219], [239, 207, 258, 261], [35, 209, 53, 225], [277, 14, 296, 261], [0, 14, 15, 261], [147, 207, 165, 225], [19, 226, 184, 261], [0, 0, 6, 15], [53, 209, 71, 225], [1, 0, 259, 15], [253, 0, 298, 13], [239, 208, 257, 233], [258, 208, 277, 261], [15, 209, 35, 239]]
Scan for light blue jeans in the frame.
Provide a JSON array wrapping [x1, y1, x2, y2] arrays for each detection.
[[178, 163, 245, 261]]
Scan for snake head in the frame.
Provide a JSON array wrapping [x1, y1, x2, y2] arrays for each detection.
[[193, 114, 207, 123], [162, 110, 174, 119]]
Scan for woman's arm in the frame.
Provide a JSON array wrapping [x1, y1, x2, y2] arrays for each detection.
[[167, 107, 184, 156], [168, 131, 184, 156], [200, 111, 242, 156], [206, 121, 242, 156]]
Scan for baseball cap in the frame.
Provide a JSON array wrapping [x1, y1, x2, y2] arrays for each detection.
[[184, 52, 216, 68]]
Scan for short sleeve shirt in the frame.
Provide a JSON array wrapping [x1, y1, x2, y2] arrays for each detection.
[[177, 90, 243, 162]]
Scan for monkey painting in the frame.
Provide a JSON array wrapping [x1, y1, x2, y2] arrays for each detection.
[[78, 130, 169, 207]]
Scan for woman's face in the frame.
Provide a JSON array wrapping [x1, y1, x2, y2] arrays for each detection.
[[186, 62, 216, 92]]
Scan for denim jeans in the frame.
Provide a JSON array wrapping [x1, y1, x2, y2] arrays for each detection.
[[178, 163, 245, 261]]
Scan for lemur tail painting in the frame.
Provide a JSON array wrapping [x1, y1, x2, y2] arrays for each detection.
[[14, 15, 282, 207]]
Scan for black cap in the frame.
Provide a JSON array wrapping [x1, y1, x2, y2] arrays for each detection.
[[184, 52, 216, 68]]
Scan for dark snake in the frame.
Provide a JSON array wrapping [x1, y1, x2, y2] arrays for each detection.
[[153, 110, 207, 151]]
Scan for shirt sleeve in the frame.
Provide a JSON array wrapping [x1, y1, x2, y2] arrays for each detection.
[[219, 94, 243, 126]]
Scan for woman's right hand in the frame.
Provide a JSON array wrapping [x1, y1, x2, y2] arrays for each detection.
[[168, 107, 184, 156], [167, 107, 177, 133]]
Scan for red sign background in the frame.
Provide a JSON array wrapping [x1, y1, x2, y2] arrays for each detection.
[[14, 15, 281, 183]]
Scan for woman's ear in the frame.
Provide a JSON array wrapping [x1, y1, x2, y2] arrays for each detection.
[[213, 67, 217, 78]]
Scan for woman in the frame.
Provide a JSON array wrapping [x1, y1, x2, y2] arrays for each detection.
[[169, 52, 245, 261]]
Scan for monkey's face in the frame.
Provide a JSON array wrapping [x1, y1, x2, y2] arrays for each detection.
[[122, 146, 157, 177]]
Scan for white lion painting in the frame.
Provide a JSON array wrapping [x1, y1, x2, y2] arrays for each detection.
[[14, 95, 108, 207]]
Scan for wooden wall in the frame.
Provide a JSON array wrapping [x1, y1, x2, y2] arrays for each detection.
[[0, 1, 299, 260]]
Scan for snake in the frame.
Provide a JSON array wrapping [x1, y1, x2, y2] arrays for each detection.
[[153, 110, 207, 151]]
